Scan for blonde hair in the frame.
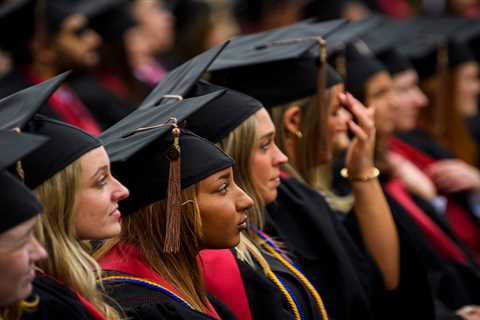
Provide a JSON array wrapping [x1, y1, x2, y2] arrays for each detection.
[[96, 185, 209, 312], [269, 92, 332, 187], [220, 112, 273, 274], [34, 159, 121, 320], [0, 297, 39, 320]]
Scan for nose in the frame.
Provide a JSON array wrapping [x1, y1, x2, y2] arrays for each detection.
[[273, 143, 288, 165], [112, 178, 130, 202], [234, 184, 254, 212], [413, 86, 428, 109], [30, 236, 48, 262], [338, 107, 352, 124], [86, 29, 102, 48]]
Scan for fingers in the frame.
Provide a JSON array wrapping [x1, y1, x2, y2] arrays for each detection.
[[347, 120, 368, 141], [338, 92, 375, 136]]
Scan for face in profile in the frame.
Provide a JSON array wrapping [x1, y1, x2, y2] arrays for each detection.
[[365, 71, 395, 134], [250, 108, 288, 205], [391, 70, 428, 131], [75, 146, 129, 241], [197, 167, 253, 249], [0, 217, 47, 306], [54, 15, 102, 70], [455, 62, 480, 117], [327, 83, 351, 151]]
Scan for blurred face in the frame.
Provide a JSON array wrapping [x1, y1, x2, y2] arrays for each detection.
[[54, 15, 102, 70], [250, 109, 288, 204], [365, 72, 395, 134], [328, 84, 351, 150], [391, 70, 428, 131], [0, 217, 47, 306], [75, 147, 129, 241], [197, 167, 253, 249], [455, 62, 480, 117]]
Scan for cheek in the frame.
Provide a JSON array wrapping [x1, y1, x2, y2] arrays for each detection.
[[0, 251, 31, 304], [200, 197, 239, 248]]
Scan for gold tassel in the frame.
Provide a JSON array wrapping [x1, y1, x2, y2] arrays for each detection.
[[317, 38, 330, 163], [164, 124, 182, 253], [13, 127, 25, 181]]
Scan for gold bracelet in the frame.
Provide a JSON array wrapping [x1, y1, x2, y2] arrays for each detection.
[[340, 167, 380, 182]]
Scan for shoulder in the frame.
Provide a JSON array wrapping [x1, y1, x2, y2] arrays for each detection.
[[22, 275, 95, 320]]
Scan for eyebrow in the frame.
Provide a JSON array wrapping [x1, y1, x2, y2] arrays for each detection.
[[217, 172, 231, 181], [259, 132, 275, 140], [90, 165, 109, 182]]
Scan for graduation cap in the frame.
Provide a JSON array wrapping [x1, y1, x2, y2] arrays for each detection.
[[0, 130, 48, 234], [103, 111, 234, 253], [139, 41, 230, 109], [0, 72, 69, 130], [0, 0, 36, 53], [21, 116, 101, 189], [360, 18, 413, 75], [344, 41, 387, 101], [42, 0, 126, 34], [89, 0, 137, 41]]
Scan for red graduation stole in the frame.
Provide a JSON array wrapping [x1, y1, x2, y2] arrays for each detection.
[[389, 136, 480, 262], [199, 249, 253, 320]]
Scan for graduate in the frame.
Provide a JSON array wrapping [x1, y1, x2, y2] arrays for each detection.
[[0, 131, 48, 320], [207, 19, 435, 320], [0, 74, 130, 320], [95, 90, 252, 319]]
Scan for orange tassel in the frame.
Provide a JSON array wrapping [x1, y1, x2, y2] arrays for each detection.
[[164, 126, 182, 253]]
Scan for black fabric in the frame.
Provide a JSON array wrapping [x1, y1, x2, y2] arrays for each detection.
[[0, 130, 47, 172], [110, 129, 234, 215], [344, 42, 387, 101], [235, 256, 295, 320], [0, 72, 69, 130], [103, 277, 235, 320], [0, 0, 35, 58], [0, 171, 42, 234], [22, 115, 101, 189], [68, 72, 135, 130], [395, 129, 453, 160], [265, 176, 377, 320], [89, 0, 136, 40], [265, 176, 435, 320], [23, 274, 95, 320], [262, 249, 323, 320], [376, 49, 413, 76], [185, 80, 263, 143]]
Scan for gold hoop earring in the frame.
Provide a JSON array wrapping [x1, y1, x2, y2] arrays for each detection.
[[294, 130, 303, 139]]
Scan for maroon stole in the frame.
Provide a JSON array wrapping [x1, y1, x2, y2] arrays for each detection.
[[389, 136, 480, 262], [199, 249, 253, 320]]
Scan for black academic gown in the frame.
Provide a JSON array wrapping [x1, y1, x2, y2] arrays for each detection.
[[68, 72, 135, 130], [265, 176, 435, 320], [22, 274, 96, 320], [103, 278, 236, 320]]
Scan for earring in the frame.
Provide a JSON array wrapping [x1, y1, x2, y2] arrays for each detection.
[[294, 130, 303, 139]]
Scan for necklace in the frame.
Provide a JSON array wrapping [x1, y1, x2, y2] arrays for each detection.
[[256, 229, 329, 320]]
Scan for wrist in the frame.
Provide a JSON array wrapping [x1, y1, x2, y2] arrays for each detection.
[[341, 167, 380, 182]]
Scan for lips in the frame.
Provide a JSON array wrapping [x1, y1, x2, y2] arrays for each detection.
[[238, 215, 248, 231], [109, 206, 121, 218]]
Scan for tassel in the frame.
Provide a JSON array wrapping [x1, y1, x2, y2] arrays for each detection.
[[13, 128, 25, 181], [317, 38, 330, 163], [432, 43, 448, 137], [164, 125, 182, 253]]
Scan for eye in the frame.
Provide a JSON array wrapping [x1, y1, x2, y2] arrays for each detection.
[[95, 175, 108, 188], [260, 139, 272, 151], [218, 182, 229, 195]]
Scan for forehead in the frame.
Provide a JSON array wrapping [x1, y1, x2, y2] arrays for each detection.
[[79, 146, 109, 171], [254, 108, 274, 132]]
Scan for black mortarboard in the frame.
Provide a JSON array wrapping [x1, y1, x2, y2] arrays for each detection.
[[22, 116, 101, 189], [0, 0, 35, 54], [345, 42, 387, 101], [0, 130, 48, 234], [455, 18, 480, 61], [360, 18, 413, 75], [42, 0, 125, 34], [0, 72, 69, 130], [104, 112, 234, 252], [139, 41, 230, 109], [89, 0, 136, 41]]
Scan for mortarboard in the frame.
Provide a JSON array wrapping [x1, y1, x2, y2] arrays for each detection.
[[0, 72, 69, 130], [103, 106, 235, 252], [0, 130, 48, 234], [22, 116, 101, 189], [0, 0, 36, 54], [89, 0, 137, 41], [344, 42, 387, 101]]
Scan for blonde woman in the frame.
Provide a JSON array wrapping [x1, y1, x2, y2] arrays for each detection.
[[20, 116, 129, 320], [0, 132, 48, 320]]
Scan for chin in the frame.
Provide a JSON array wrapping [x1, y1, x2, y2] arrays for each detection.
[[262, 191, 278, 205]]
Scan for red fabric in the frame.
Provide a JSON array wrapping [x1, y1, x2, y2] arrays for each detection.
[[96, 70, 129, 100], [75, 293, 108, 320], [199, 249, 253, 320], [98, 243, 221, 320], [389, 137, 480, 262], [22, 69, 101, 135], [385, 178, 467, 263]]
